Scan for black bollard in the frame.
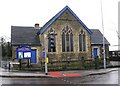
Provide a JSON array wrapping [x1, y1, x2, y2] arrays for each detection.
[[27, 59, 30, 69], [19, 59, 22, 70], [8, 62, 11, 71]]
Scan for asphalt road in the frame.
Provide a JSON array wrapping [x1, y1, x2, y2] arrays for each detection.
[[1, 70, 119, 86]]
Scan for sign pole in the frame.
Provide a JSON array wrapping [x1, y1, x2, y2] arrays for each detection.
[[44, 34, 48, 75]]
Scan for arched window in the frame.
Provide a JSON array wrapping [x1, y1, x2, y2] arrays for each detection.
[[70, 33, 73, 51], [48, 28, 56, 52], [62, 26, 73, 52], [62, 31, 65, 52], [79, 29, 86, 51]]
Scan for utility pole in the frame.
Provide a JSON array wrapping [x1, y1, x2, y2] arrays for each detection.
[[116, 30, 120, 40], [101, 0, 106, 69], [44, 34, 48, 75]]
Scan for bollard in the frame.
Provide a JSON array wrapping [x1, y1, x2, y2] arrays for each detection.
[[27, 59, 30, 69], [19, 59, 22, 70], [8, 62, 10, 71]]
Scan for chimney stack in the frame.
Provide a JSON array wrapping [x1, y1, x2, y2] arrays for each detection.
[[34, 23, 40, 29]]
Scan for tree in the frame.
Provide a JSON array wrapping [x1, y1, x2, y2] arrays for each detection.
[[0, 37, 6, 58], [6, 42, 12, 58], [0, 37, 12, 60]]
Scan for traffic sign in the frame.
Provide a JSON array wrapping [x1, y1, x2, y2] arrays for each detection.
[[46, 57, 48, 63], [42, 51, 46, 57]]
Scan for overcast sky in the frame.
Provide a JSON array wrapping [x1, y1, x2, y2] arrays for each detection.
[[0, 0, 119, 50]]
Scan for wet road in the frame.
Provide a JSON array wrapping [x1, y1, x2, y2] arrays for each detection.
[[64, 70, 118, 84], [1, 70, 119, 86]]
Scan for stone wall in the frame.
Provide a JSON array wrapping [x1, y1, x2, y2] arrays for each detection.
[[39, 9, 92, 62]]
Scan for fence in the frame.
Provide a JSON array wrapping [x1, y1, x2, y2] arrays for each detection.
[[9, 57, 109, 71]]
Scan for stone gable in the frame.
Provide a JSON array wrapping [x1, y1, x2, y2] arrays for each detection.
[[40, 8, 91, 62]]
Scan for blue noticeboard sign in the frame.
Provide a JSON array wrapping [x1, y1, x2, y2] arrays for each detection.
[[16, 46, 32, 59]]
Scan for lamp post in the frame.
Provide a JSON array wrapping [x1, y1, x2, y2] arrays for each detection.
[[101, 0, 106, 69], [44, 34, 48, 75]]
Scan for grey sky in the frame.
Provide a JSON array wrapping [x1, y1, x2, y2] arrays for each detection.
[[0, 0, 119, 50]]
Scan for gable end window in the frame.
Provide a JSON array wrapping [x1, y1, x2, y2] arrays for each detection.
[[62, 25, 73, 52]]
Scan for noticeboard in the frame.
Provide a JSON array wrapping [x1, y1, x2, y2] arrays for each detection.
[[16, 46, 32, 59]]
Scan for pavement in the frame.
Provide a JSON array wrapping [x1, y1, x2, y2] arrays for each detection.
[[0, 67, 118, 78]]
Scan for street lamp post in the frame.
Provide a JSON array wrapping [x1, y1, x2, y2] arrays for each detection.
[[44, 34, 48, 75], [101, 0, 106, 69]]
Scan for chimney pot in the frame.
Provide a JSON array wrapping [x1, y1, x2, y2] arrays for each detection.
[[34, 23, 39, 29]]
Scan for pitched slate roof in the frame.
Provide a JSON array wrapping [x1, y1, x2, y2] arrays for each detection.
[[91, 29, 110, 45], [11, 26, 41, 46], [11, 26, 110, 46], [38, 6, 92, 35]]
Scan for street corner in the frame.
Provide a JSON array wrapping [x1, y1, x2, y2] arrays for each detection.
[[48, 71, 81, 78]]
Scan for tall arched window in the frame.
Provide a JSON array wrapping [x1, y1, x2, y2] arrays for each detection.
[[48, 28, 56, 52], [62, 31, 65, 52], [70, 33, 73, 51], [79, 29, 86, 51], [62, 26, 73, 52]]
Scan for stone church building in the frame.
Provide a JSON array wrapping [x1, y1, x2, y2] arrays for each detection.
[[11, 6, 110, 65]]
